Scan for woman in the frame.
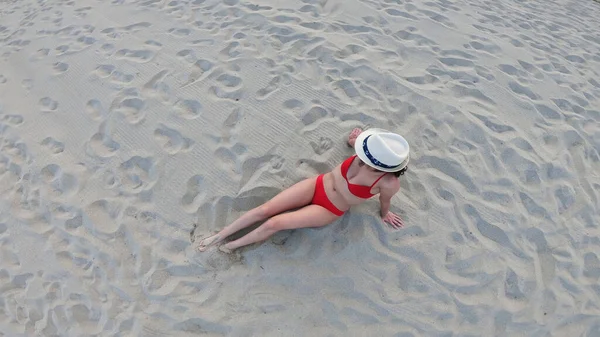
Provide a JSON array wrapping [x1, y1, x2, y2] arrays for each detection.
[[197, 128, 410, 253]]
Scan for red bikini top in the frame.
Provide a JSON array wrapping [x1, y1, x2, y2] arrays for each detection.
[[340, 155, 386, 199]]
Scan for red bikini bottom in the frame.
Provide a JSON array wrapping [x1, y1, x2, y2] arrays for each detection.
[[311, 174, 344, 216]]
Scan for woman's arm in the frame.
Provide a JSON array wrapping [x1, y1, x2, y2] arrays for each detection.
[[378, 178, 404, 229], [378, 178, 400, 216], [379, 193, 393, 218]]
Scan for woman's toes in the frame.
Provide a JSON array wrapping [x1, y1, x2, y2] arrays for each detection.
[[196, 234, 220, 252], [196, 241, 210, 252], [347, 128, 363, 146]]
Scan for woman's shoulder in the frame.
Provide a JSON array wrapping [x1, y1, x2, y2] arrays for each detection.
[[380, 174, 400, 189]]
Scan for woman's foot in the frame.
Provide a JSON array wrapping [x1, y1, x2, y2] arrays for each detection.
[[196, 233, 222, 252], [347, 128, 363, 147]]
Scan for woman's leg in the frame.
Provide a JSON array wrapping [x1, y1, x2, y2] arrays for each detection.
[[220, 204, 339, 252], [197, 176, 318, 251], [348, 128, 363, 147]]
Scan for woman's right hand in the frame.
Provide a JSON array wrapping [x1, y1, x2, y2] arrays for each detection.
[[382, 211, 404, 229]]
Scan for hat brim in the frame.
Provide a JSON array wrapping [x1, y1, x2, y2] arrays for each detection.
[[353, 128, 409, 173]]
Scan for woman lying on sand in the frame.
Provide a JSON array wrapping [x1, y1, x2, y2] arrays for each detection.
[[197, 128, 410, 253]]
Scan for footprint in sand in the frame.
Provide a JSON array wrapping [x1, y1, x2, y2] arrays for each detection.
[[85, 99, 106, 121], [142, 70, 171, 103], [269, 155, 285, 171], [110, 70, 134, 85], [84, 199, 123, 234], [86, 122, 120, 158], [208, 71, 244, 101], [99, 43, 115, 56], [168, 28, 191, 37], [3, 115, 24, 126], [100, 27, 121, 39], [41, 164, 78, 196], [1, 137, 30, 167], [214, 143, 248, 172], [310, 137, 333, 155], [30, 48, 50, 61], [182, 59, 214, 87], [122, 22, 152, 32], [116, 97, 145, 124], [300, 105, 328, 126], [41, 137, 65, 154], [220, 41, 241, 58], [93, 64, 116, 78], [176, 49, 197, 63], [93, 64, 135, 85], [55, 45, 69, 55], [116, 156, 158, 194], [210, 85, 243, 101], [39, 97, 58, 112], [331, 80, 361, 104], [256, 76, 284, 100], [215, 73, 242, 90], [153, 124, 194, 154], [115, 48, 155, 63], [73, 36, 96, 50], [174, 99, 202, 119], [283, 99, 305, 113], [145, 40, 163, 49], [181, 175, 206, 212], [53, 62, 69, 74], [214, 107, 244, 143], [0, 158, 22, 191], [110, 90, 146, 124]]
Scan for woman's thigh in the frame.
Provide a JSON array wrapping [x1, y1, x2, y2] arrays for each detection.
[[261, 176, 318, 216], [267, 204, 340, 231]]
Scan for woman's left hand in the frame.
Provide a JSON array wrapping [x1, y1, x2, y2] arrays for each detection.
[[382, 211, 404, 229]]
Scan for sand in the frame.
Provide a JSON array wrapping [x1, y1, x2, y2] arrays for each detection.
[[1, 0, 599, 335]]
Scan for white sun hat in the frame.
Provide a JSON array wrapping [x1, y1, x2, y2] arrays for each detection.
[[354, 128, 410, 172]]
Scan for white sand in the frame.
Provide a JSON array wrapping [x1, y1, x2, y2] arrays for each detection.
[[1, 0, 600, 335]]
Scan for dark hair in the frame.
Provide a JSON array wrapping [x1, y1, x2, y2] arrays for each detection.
[[393, 166, 408, 177], [360, 158, 408, 177], [373, 166, 407, 177]]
